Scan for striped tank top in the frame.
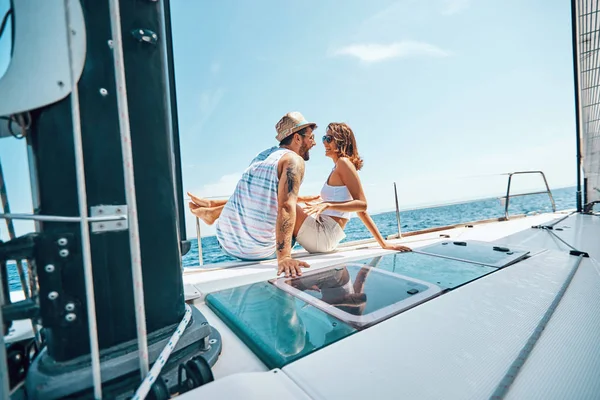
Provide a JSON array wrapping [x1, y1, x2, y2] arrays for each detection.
[[215, 147, 292, 260]]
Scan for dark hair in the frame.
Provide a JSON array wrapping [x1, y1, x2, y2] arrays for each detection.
[[326, 122, 364, 170], [279, 126, 313, 146]]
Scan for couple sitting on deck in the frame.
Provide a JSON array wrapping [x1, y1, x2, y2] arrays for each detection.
[[188, 111, 411, 278]]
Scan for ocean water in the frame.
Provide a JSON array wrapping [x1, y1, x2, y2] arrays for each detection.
[[182, 186, 577, 267], [6, 186, 576, 291]]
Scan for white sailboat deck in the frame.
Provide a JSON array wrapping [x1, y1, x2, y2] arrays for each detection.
[[180, 211, 600, 399]]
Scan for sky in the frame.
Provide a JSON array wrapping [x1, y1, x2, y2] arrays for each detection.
[[1, 0, 578, 240]]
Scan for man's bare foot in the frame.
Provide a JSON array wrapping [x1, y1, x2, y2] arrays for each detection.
[[187, 192, 212, 207], [190, 205, 220, 225]]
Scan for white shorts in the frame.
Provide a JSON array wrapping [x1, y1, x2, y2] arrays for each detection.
[[296, 215, 346, 253]]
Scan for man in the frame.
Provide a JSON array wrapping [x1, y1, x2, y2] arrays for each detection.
[[190, 111, 317, 278]]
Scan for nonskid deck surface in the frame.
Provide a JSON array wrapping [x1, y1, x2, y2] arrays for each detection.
[[182, 211, 600, 399]]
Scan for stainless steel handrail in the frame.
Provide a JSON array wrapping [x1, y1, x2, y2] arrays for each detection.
[[393, 182, 402, 239], [502, 171, 556, 220], [195, 217, 203, 266]]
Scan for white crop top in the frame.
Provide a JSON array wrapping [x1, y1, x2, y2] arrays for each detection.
[[320, 181, 353, 220]]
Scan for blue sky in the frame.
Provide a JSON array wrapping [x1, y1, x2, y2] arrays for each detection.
[[1, 0, 578, 239]]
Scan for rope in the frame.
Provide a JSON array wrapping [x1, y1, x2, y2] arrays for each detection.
[[108, 0, 149, 378], [532, 213, 580, 252], [544, 228, 578, 252], [0, 8, 11, 40], [491, 214, 594, 398], [63, 1, 103, 397], [3, 113, 31, 139], [131, 303, 193, 400], [543, 211, 577, 228], [489, 254, 585, 399]]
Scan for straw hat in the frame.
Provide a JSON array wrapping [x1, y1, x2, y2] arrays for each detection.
[[275, 112, 317, 142]]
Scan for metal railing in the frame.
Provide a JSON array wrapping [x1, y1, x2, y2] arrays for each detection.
[[393, 182, 402, 239], [501, 171, 556, 220], [195, 216, 203, 266]]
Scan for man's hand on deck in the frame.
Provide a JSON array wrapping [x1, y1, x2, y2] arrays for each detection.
[[277, 257, 310, 278]]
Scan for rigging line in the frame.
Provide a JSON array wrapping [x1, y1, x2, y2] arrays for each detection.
[[131, 304, 193, 400], [8, 114, 28, 139], [544, 211, 578, 228], [532, 225, 579, 252], [489, 254, 585, 400], [108, 0, 149, 379], [547, 229, 578, 252], [591, 10, 600, 103], [0, 8, 12, 39], [64, 0, 102, 397]]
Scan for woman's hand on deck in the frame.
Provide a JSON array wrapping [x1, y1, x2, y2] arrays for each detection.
[[304, 202, 330, 216], [298, 195, 321, 204], [382, 243, 412, 252]]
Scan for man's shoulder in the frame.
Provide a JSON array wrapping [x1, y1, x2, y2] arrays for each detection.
[[250, 146, 282, 164], [279, 151, 304, 166]]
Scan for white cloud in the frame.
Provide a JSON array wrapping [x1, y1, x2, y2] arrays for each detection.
[[359, 0, 470, 34], [333, 41, 450, 63], [187, 88, 225, 136], [210, 62, 220, 74], [196, 172, 242, 198], [442, 0, 470, 15]]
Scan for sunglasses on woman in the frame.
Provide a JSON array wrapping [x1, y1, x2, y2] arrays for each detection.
[[322, 135, 334, 143]]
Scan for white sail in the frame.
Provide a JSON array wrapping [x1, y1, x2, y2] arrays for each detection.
[[575, 0, 600, 206]]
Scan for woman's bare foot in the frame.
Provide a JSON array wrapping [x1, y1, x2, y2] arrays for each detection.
[[187, 192, 212, 207], [190, 205, 220, 225]]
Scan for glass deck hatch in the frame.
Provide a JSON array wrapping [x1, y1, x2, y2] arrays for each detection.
[[205, 246, 530, 368], [271, 264, 442, 329], [205, 282, 356, 369], [414, 240, 530, 267]]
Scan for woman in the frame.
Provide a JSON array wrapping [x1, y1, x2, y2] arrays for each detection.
[[188, 122, 410, 254], [294, 122, 410, 254]]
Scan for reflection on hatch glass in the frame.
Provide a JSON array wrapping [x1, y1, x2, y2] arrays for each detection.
[[364, 252, 497, 289], [272, 263, 441, 329], [284, 264, 429, 315], [415, 240, 529, 267]]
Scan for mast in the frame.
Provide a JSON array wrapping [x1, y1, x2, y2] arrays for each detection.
[[571, 0, 600, 212], [0, 1, 220, 397], [571, 0, 584, 213]]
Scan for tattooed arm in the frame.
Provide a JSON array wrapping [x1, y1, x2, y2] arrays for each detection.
[[275, 153, 310, 277]]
